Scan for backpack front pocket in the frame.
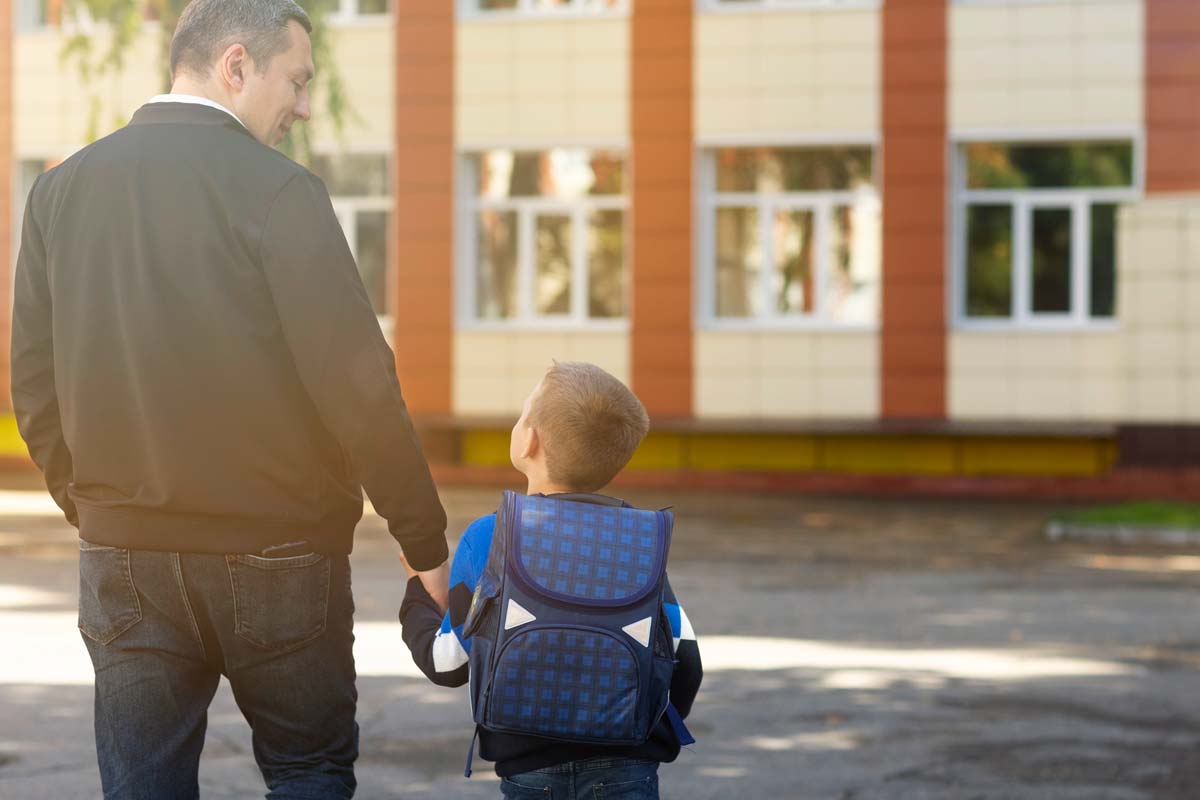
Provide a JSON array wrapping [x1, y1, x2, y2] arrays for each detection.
[[487, 625, 642, 743]]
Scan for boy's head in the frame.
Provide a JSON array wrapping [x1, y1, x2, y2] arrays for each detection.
[[510, 362, 650, 493]]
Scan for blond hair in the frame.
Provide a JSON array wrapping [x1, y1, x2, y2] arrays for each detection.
[[528, 362, 650, 492]]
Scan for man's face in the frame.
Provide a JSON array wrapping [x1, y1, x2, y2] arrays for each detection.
[[238, 20, 314, 147]]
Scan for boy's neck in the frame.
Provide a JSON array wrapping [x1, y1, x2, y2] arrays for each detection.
[[525, 477, 582, 497]]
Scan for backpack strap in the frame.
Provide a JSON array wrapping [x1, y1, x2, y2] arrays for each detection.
[[665, 702, 695, 747], [463, 726, 479, 778]]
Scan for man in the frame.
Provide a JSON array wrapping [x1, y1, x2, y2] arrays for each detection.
[[10, 1, 449, 797]]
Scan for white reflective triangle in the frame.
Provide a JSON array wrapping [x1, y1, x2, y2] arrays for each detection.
[[622, 617, 653, 648], [504, 599, 537, 631]]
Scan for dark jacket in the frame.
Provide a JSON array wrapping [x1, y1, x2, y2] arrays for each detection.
[[11, 102, 447, 568]]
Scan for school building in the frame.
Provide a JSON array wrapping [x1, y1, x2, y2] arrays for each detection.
[[1, 0, 1199, 497]]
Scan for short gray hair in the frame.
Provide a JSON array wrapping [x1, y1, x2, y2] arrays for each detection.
[[170, 0, 312, 79]]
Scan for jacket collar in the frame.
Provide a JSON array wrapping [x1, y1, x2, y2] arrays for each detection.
[[128, 102, 257, 141]]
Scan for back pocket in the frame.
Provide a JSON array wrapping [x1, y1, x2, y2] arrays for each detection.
[[227, 552, 331, 652], [78, 544, 142, 645]]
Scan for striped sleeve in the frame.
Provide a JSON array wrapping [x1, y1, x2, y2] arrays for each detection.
[[663, 576, 702, 719]]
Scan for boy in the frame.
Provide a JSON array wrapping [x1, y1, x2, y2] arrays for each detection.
[[399, 362, 702, 799]]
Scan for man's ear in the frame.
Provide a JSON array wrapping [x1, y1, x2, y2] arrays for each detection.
[[521, 426, 540, 461], [219, 43, 249, 91]]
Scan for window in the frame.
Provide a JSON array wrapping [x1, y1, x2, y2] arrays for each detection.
[[464, 0, 627, 17], [955, 140, 1136, 327], [310, 153, 392, 317], [701, 145, 880, 327], [463, 149, 628, 325], [16, 0, 48, 31], [329, 0, 390, 22], [702, 0, 880, 9]]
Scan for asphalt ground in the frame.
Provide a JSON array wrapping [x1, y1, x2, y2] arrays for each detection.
[[1, 480, 1198, 799]]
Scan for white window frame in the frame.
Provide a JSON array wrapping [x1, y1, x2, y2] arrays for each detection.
[[950, 131, 1142, 332], [952, 0, 1081, 7], [459, 0, 630, 21], [331, 197, 394, 329], [328, 0, 392, 25], [16, 0, 50, 32], [697, 143, 881, 332], [315, 147, 395, 329], [458, 153, 630, 331], [699, 0, 881, 14]]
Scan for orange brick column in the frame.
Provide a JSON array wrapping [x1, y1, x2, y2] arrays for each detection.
[[881, 0, 947, 420], [392, 1, 454, 414], [0, 0, 14, 410], [1146, 0, 1200, 193], [630, 0, 693, 419]]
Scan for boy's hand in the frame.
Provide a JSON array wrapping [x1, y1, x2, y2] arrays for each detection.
[[402, 555, 450, 613]]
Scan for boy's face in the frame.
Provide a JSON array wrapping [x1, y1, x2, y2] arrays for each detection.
[[510, 379, 543, 471]]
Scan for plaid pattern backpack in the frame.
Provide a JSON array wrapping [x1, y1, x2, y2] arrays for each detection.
[[460, 491, 694, 776]]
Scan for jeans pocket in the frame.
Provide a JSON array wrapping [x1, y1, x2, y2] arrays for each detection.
[[593, 774, 659, 800], [227, 552, 331, 652], [500, 777, 552, 799], [78, 544, 143, 645]]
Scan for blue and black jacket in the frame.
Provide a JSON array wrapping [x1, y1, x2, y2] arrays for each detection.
[[399, 495, 703, 778]]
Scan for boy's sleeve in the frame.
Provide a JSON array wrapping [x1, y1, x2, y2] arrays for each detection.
[[663, 575, 702, 719], [399, 517, 489, 688]]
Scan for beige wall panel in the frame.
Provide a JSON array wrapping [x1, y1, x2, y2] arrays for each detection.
[[696, 10, 879, 140], [16, 29, 163, 156], [17, 24, 393, 157], [457, 19, 628, 147], [695, 331, 879, 419], [453, 330, 630, 416], [949, 332, 1125, 421], [311, 24, 393, 147], [1114, 197, 1200, 422], [949, 0, 1143, 131]]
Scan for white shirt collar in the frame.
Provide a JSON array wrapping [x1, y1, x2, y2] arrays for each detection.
[[147, 94, 246, 129]]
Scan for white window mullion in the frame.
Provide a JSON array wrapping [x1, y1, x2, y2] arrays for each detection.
[[571, 204, 589, 323], [1013, 199, 1029, 324], [951, 198, 965, 326], [1071, 196, 1089, 324], [517, 205, 535, 322], [814, 200, 831, 321], [758, 199, 774, 321]]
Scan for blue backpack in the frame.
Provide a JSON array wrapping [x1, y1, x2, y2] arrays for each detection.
[[460, 491, 694, 776]]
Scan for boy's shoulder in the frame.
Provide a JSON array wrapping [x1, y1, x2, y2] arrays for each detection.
[[460, 513, 497, 550]]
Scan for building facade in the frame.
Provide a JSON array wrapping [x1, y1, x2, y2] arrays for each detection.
[[3, 0, 1200, 493]]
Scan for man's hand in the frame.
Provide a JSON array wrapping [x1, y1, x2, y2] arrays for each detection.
[[401, 554, 450, 613], [398, 552, 419, 579]]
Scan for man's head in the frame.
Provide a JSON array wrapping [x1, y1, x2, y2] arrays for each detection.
[[169, 0, 314, 146], [510, 362, 650, 494]]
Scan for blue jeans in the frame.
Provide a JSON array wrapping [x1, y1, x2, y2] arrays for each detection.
[[500, 758, 659, 799], [78, 542, 358, 799]]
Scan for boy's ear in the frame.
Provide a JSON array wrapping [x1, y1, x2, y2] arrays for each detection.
[[522, 426, 540, 461]]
